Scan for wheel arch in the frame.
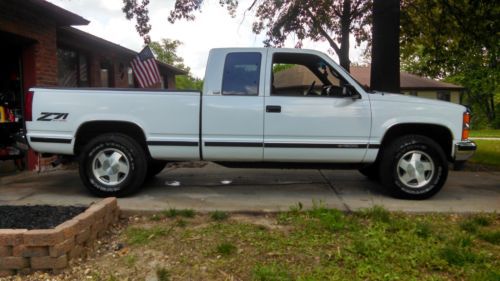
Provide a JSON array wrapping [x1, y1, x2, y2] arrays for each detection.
[[74, 120, 149, 156], [379, 123, 454, 162]]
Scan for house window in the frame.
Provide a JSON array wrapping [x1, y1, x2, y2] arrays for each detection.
[[100, 60, 114, 87], [127, 67, 135, 87], [437, 91, 450, 101], [57, 48, 89, 87]]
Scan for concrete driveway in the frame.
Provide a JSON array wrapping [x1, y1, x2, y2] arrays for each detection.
[[1, 162, 499, 213]]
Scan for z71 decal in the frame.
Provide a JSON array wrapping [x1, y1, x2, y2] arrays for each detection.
[[37, 112, 69, 121]]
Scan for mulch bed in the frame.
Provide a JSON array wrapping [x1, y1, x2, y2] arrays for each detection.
[[0, 205, 87, 229]]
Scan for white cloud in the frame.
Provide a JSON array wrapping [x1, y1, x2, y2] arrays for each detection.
[[48, 0, 368, 78]]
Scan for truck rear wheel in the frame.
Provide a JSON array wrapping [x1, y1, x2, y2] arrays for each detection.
[[379, 135, 448, 200], [79, 133, 147, 197]]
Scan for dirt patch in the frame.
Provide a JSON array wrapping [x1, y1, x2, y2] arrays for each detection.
[[0, 205, 87, 229]]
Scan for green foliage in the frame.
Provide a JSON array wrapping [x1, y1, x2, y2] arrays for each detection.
[[400, 0, 500, 128], [216, 242, 237, 256], [272, 64, 295, 74], [470, 140, 500, 167], [210, 210, 229, 221], [252, 263, 292, 281], [124, 0, 373, 71], [470, 130, 500, 138], [175, 75, 203, 91], [149, 38, 203, 90], [149, 39, 187, 70]]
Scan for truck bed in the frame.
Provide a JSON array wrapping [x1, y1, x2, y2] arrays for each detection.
[[27, 87, 201, 160]]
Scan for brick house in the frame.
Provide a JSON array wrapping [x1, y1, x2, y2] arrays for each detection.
[[0, 0, 186, 170]]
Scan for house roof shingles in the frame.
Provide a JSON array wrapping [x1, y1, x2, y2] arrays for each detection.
[[350, 66, 464, 91]]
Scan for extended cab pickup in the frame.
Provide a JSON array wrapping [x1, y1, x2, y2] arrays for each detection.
[[26, 48, 476, 199]]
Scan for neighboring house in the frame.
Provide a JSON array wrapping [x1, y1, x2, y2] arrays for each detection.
[[273, 65, 464, 104], [0, 0, 186, 170], [350, 66, 464, 104]]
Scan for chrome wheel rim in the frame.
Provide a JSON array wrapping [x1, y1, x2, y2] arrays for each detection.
[[397, 150, 434, 188], [92, 148, 130, 186]]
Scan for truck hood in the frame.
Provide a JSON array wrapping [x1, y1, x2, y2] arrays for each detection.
[[368, 91, 466, 112]]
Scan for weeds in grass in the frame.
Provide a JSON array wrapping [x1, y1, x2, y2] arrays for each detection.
[[469, 269, 500, 281], [216, 242, 237, 256], [176, 219, 188, 227], [439, 235, 478, 266], [289, 202, 303, 213], [156, 267, 170, 281], [210, 210, 229, 221], [252, 263, 292, 281], [124, 254, 137, 267], [150, 214, 162, 221], [415, 221, 432, 238], [276, 213, 292, 225], [126, 226, 172, 245], [439, 245, 478, 266], [162, 208, 195, 218], [460, 220, 479, 233], [478, 230, 500, 245], [360, 205, 391, 223], [471, 216, 492, 226], [106, 275, 118, 281]]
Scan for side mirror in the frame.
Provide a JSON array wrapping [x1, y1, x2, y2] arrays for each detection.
[[343, 84, 361, 100]]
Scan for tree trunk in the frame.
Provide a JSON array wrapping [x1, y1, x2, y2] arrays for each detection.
[[339, 0, 351, 72], [370, 0, 400, 93]]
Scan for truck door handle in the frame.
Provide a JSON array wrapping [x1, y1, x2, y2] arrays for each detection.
[[266, 105, 281, 113]]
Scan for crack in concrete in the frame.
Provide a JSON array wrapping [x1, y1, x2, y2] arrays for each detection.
[[318, 170, 352, 212]]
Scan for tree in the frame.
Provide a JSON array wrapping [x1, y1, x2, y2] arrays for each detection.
[[370, 0, 400, 93], [400, 0, 499, 127], [149, 39, 203, 90], [122, 0, 372, 72]]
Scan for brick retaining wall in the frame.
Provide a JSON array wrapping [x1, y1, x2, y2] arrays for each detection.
[[0, 198, 119, 276]]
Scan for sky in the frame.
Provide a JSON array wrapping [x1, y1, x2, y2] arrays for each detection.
[[47, 0, 368, 78]]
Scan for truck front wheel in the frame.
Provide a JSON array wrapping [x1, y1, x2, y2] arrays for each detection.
[[79, 133, 147, 197], [379, 135, 448, 200]]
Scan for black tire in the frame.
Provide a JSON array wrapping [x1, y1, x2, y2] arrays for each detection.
[[146, 160, 168, 180], [359, 163, 380, 181], [379, 135, 448, 200], [79, 133, 147, 197]]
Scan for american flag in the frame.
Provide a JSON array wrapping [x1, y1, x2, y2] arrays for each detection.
[[131, 46, 161, 88]]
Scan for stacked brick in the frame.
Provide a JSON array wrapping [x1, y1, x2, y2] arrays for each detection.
[[0, 198, 119, 277]]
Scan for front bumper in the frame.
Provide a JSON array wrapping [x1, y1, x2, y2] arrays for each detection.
[[454, 141, 477, 161]]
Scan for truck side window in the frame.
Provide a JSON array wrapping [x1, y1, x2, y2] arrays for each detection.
[[222, 52, 261, 96], [271, 53, 346, 97]]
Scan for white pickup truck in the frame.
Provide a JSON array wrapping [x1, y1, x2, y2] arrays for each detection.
[[26, 48, 476, 199]]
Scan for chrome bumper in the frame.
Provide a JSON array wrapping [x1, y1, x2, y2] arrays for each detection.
[[454, 141, 477, 161]]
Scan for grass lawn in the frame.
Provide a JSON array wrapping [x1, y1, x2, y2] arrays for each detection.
[[62, 207, 499, 281], [470, 129, 500, 138], [470, 139, 500, 167]]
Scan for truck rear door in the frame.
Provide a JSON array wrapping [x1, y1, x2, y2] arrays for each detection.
[[201, 49, 267, 161]]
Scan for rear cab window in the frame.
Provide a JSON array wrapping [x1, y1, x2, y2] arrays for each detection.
[[222, 52, 261, 96]]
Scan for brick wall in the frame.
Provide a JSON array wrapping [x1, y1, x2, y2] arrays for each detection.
[[0, 198, 119, 276], [0, 1, 58, 86]]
